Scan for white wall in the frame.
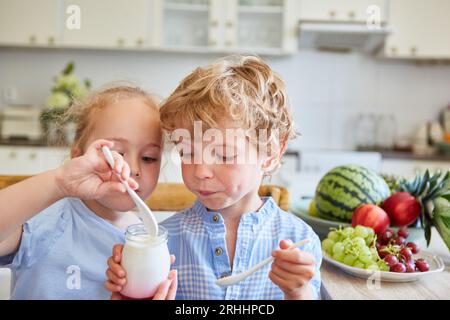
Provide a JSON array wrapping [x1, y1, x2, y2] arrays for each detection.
[[1, 47, 450, 151]]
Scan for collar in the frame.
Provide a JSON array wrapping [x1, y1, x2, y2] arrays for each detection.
[[195, 196, 277, 226]]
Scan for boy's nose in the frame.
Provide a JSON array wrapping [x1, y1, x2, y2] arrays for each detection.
[[194, 164, 213, 180]]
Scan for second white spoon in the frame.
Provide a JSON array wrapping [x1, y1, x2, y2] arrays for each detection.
[[216, 239, 310, 287]]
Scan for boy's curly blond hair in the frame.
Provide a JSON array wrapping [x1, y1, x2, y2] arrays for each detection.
[[160, 55, 297, 160]]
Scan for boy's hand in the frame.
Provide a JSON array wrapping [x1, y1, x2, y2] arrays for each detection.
[[105, 244, 178, 300], [55, 139, 139, 200], [269, 240, 316, 300]]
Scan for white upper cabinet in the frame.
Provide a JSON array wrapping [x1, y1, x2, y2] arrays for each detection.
[[298, 0, 388, 23], [0, 0, 60, 46], [161, 0, 211, 48], [61, 0, 153, 49], [235, 0, 298, 53], [384, 0, 450, 59], [160, 0, 297, 54], [0, 0, 296, 54]]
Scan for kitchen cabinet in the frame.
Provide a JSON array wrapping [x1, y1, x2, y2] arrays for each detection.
[[160, 0, 298, 54], [298, 0, 388, 23], [0, 146, 69, 175], [0, 0, 60, 46], [381, 159, 450, 179], [0, 0, 297, 54], [384, 0, 450, 59], [61, 0, 155, 49]]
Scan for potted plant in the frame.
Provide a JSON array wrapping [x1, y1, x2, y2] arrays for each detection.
[[40, 61, 91, 145]]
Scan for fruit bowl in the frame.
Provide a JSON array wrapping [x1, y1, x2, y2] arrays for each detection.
[[290, 198, 424, 242], [322, 250, 444, 282]]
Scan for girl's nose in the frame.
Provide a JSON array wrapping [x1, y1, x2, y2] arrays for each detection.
[[194, 164, 213, 180], [125, 155, 140, 179]]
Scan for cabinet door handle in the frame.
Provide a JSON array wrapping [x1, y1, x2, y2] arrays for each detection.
[[410, 46, 418, 55], [48, 36, 55, 45], [136, 37, 144, 47], [209, 39, 218, 46], [9, 152, 17, 159], [390, 46, 397, 55], [210, 20, 219, 27], [117, 38, 125, 47], [329, 10, 336, 18], [226, 21, 234, 28], [29, 35, 37, 44], [348, 11, 355, 19], [29, 153, 37, 160]]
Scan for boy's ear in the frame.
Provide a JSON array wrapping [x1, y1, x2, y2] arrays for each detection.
[[261, 155, 278, 174], [261, 141, 287, 174]]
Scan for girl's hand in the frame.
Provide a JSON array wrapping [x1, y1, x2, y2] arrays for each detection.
[[269, 240, 316, 300], [55, 139, 138, 200], [105, 244, 178, 300]]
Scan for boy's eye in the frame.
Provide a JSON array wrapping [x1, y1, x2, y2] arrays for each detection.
[[217, 154, 237, 162]]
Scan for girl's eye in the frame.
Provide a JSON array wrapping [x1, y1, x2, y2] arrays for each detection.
[[180, 151, 194, 163], [180, 151, 193, 158], [142, 156, 157, 163]]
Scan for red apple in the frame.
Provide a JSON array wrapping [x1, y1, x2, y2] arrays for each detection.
[[352, 204, 391, 235], [382, 192, 421, 227]]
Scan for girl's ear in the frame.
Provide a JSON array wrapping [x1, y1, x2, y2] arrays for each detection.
[[70, 146, 81, 159]]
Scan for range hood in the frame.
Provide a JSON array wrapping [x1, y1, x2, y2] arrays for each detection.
[[298, 22, 391, 54]]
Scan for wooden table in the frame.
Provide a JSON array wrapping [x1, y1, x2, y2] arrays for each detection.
[[320, 228, 450, 300]]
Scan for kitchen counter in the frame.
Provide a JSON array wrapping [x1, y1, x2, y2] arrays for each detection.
[[0, 138, 47, 147], [320, 228, 450, 300], [356, 147, 450, 162], [381, 150, 450, 162]]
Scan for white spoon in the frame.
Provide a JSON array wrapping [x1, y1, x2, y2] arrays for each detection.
[[101, 146, 159, 238], [216, 239, 310, 287]]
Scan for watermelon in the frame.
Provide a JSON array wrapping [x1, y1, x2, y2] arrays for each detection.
[[314, 165, 391, 222]]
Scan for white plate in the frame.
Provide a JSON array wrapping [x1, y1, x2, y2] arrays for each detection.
[[323, 250, 445, 282]]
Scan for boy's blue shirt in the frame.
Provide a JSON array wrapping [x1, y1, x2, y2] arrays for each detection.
[[161, 197, 322, 300]]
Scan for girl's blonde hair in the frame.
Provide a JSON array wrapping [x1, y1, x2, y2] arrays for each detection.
[[61, 84, 159, 154], [160, 55, 297, 160]]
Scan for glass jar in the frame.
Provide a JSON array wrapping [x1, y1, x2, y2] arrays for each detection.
[[354, 113, 376, 150], [120, 224, 170, 299], [375, 114, 397, 150]]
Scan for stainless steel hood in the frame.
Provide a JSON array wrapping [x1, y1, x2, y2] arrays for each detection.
[[298, 22, 391, 53]]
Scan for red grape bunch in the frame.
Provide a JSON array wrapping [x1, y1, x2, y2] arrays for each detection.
[[377, 228, 430, 273]]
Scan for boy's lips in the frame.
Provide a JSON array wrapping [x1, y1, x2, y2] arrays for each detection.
[[198, 190, 218, 196]]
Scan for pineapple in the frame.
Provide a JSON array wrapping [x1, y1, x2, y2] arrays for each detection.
[[381, 174, 401, 195], [397, 170, 450, 248]]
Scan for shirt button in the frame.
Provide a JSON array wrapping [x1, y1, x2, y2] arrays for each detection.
[[215, 247, 223, 256], [212, 215, 219, 222]]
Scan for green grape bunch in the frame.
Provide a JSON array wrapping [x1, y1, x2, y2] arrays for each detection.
[[322, 226, 390, 272]]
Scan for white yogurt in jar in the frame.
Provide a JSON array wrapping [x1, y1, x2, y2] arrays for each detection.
[[120, 224, 170, 299]]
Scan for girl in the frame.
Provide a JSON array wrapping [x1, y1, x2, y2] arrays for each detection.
[[0, 85, 177, 299], [105, 56, 323, 300]]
